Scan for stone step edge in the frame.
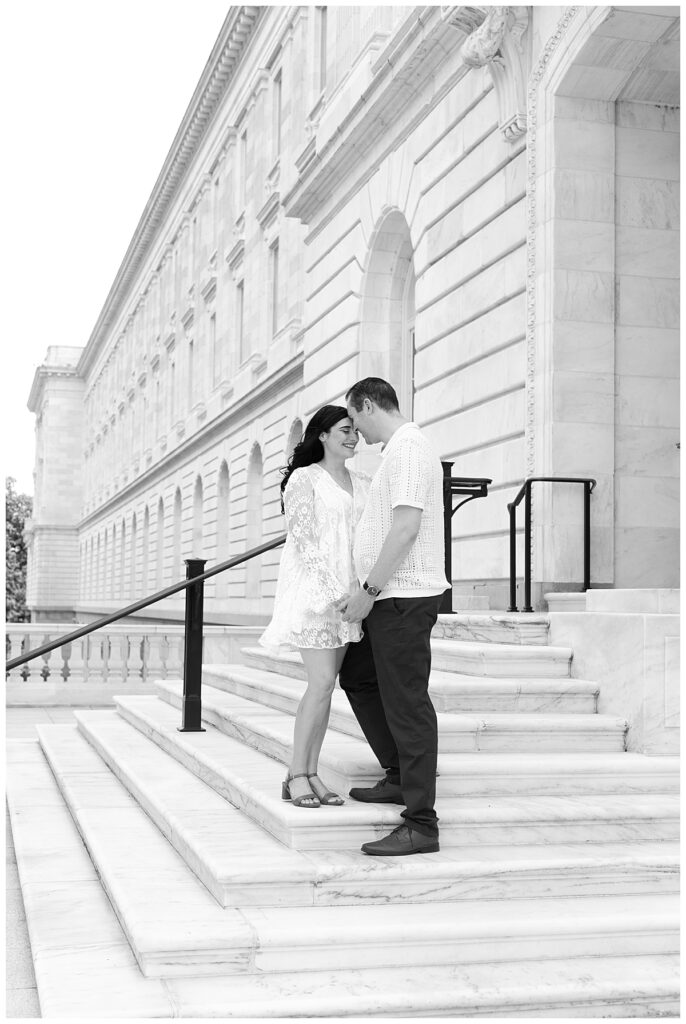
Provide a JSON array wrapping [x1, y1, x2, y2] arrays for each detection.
[[200, 666, 627, 734], [237, 650, 600, 694], [5, 749, 679, 1019], [72, 712, 680, 908], [155, 678, 677, 787], [23, 726, 684, 981], [114, 697, 679, 830]]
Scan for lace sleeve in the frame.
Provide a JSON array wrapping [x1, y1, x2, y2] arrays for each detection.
[[284, 469, 347, 612]]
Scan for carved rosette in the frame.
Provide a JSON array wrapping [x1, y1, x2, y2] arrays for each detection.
[[458, 6, 530, 143]]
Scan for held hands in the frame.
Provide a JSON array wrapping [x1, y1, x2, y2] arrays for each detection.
[[337, 584, 375, 623]]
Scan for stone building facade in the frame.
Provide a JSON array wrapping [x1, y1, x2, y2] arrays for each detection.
[[26, 5, 680, 623]]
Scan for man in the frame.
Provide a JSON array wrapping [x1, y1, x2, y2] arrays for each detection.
[[338, 377, 449, 856]]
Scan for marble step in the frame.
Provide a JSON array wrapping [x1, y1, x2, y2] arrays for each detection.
[[28, 726, 684, 980], [197, 667, 627, 753], [433, 613, 550, 645], [546, 592, 587, 613], [7, 741, 679, 1017], [239, 648, 598, 713], [112, 696, 678, 849], [67, 710, 679, 908], [430, 637, 573, 677], [156, 678, 676, 796], [246, 637, 574, 679]]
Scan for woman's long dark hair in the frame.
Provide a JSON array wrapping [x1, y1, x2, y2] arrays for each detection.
[[280, 405, 350, 512]]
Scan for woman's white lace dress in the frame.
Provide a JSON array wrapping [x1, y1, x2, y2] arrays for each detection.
[[260, 464, 370, 650]]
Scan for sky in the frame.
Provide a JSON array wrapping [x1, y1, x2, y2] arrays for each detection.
[[1, 0, 233, 495]]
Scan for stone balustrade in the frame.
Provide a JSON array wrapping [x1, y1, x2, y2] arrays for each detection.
[[6, 624, 188, 683], [5, 623, 264, 707]]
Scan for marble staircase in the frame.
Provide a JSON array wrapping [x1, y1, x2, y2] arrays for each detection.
[[6, 613, 679, 1017]]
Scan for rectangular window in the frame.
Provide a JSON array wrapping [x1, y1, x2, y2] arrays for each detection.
[[317, 7, 327, 91], [270, 241, 280, 336], [213, 177, 220, 245], [210, 313, 218, 384], [239, 130, 248, 211], [273, 71, 282, 159], [236, 280, 245, 362]]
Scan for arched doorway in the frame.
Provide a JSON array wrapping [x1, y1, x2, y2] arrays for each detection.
[[529, 6, 680, 596], [358, 209, 415, 417]]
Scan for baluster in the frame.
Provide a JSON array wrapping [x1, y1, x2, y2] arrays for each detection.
[[65, 635, 85, 683], [107, 632, 127, 682], [127, 633, 144, 683], [146, 634, 165, 681], [39, 633, 53, 681], [88, 633, 107, 682], [6, 633, 26, 681], [171, 633, 185, 678]]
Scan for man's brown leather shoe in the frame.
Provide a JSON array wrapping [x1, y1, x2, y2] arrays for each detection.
[[361, 824, 440, 856], [349, 778, 404, 804]]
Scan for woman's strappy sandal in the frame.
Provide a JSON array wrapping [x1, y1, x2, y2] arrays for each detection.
[[307, 773, 345, 806], [282, 772, 320, 808]]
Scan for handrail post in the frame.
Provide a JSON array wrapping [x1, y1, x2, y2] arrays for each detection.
[[440, 461, 454, 614], [583, 481, 591, 592], [523, 482, 533, 612], [178, 558, 207, 733], [507, 503, 518, 612]]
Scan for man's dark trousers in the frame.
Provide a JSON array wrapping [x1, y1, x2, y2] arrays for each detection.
[[339, 595, 442, 838]]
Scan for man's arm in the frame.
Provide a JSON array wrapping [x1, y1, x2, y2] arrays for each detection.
[[340, 505, 422, 622]]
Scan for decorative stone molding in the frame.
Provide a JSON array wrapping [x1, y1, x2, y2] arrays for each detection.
[[265, 158, 280, 198], [524, 6, 580, 477], [181, 302, 195, 331], [200, 274, 217, 303], [257, 190, 280, 231], [457, 6, 529, 142], [226, 237, 245, 274], [76, 7, 262, 379]]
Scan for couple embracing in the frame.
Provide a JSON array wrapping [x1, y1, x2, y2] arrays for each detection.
[[260, 377, 449, 856]]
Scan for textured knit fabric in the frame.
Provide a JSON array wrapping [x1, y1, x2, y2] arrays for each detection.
[[353, 422, 449, 600], [260, 464, 371, 650]]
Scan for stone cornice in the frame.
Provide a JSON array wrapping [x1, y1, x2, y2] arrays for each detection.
[[79, 353, 304, 528], [283, 7, 473, 223], [77, 6, 263, 381], [28, 364, 83, 413]]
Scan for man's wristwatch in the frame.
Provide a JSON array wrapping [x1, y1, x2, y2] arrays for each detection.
[[363, 581, 382, 598]]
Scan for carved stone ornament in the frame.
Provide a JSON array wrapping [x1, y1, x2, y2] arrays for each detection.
[[458, 6, 529, 142]]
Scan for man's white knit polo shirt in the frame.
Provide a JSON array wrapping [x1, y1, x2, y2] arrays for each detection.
[[353, 422, 450, 600]]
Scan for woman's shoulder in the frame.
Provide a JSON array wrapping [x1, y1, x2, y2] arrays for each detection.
[[284, 465, 315, 492]]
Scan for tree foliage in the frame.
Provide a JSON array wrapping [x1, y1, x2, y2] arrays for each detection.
[[6, 477, 32, 622]]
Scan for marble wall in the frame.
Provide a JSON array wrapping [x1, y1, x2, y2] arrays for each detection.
[[549, 590, 680, 755], [614, 101, 680, 587]]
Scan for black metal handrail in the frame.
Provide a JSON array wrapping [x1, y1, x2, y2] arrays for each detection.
[[6, 466, 486, 729], [507, 476, 596, 613], [6, 534, 286, 672], [441, 463, 492, 613]]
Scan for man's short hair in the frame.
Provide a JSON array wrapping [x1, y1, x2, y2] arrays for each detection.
[[346, 377, 400, 412]]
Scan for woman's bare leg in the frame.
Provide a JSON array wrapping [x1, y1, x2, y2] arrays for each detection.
[[305, 645, 348, 775], [289, 646, 345, 802]]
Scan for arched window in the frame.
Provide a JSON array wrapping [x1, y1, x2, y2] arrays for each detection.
[[130, 514, 138, 598], [286, 418, 303, 462], [156, 498, 165, 589], [359, 208, 415, 417], [246, 446, 263, 597], [96, 533, 102, 599], [216, 461, 230, 599], [119, 519, 127, 598], [192, 476, 203, 556], [173, 488, 182, 580], [142, 506, 150, 594], [111, 528, 117, 598]]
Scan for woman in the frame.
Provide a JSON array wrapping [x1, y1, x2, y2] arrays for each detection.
[[260, 405, 370, 807]]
